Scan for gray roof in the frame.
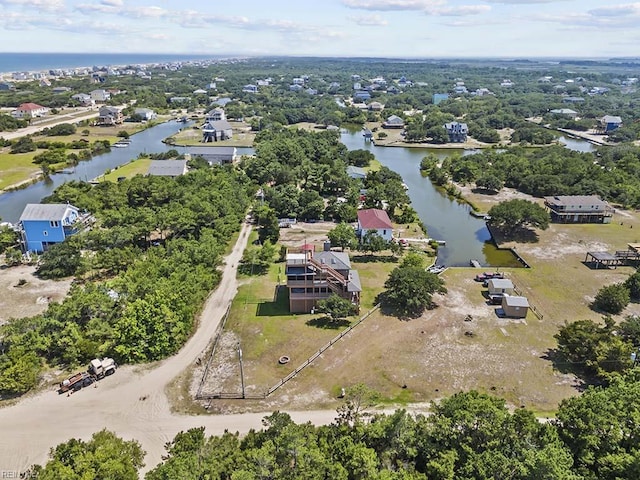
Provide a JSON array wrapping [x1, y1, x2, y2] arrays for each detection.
[[503, 295, 529, 308], [487, 278, 514, 289], [203, 119, 232, 131], [188, 146, 236, 156], [602, 115, 622, 124], [544, 195, 608, 208], [347, 165, 367, 178], [19, 203, 77, 222], [313, 251, 351, 271], [147, 160, 188, 177], [347, 269, 362, 292]]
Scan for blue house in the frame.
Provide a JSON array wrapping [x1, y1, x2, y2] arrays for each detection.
[[601, 115, 622, 133], [19, 203, 81, 253]]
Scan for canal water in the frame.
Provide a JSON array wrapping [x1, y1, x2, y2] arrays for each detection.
[[0, 120, 252, 224], [0, 120, 596, 267]]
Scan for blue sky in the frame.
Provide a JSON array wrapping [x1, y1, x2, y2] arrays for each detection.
[[0, 0, 638, 58]]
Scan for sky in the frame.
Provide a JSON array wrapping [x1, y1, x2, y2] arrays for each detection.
[[0, 0, 638, 58]]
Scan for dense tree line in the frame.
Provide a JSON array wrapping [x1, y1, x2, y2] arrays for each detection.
[[0, 168, 251, 395], [31, 374, 640, 479], [426, 144, 640, 208], [243, 127, 416, 225]]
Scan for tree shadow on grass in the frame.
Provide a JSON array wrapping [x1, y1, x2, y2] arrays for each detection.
[[255, 286, 290, 316], [471, 187, 499, 195], [490, 226, 540, 244], [305, 316, 351, 329], [540, 348, 592, 392]]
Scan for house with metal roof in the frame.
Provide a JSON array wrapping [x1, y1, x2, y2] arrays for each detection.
[[187, 146, 237, 165], [19, 203, 82, 253], [357, 208, 393, 241], [600, 115, 622, 133], [444, 121, 468, 143], [347, 165, 367, 180], [544, 195, 614, 224], [501, 295, 529, 318], [202, 119, 233, 142], [486, 278, 514, 296], [286, 249, 361, 314], [147, 160, 188, 177]]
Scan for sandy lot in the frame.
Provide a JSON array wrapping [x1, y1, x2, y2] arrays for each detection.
[[0, 265, 73, 325]]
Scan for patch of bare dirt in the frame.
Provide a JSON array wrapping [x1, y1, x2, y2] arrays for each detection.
[[0, 265, 73, 325]]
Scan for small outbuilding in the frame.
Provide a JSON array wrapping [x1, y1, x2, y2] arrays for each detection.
[[501, 295, 529, 318], [486, 278, 514, 295]]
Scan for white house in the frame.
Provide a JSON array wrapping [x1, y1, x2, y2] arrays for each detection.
[[134, 108, 157, 121], [72, 93, 94, 106], [12, 103, 49, 119], [357, 208, 393, 242], [90, 89, 110, 102]]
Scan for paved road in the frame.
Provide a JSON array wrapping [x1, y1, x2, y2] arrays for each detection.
[[0, 222, 344, 475]]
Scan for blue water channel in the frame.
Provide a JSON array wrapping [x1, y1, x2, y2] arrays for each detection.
[[0, 120, 595, 267]]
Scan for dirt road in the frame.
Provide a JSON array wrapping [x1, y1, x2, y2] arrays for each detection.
[[0, 222, 339, 475], [1, 109, 100, 140]]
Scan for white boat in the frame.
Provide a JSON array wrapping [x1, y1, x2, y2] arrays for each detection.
[[113, 141, 129, 148]]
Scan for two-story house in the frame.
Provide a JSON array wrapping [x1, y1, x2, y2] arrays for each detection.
[[19, 203, 82, 253], [444, 122, 468, 143], [286, 249, 361, 314], [90, 89, 111, 103], [12, 103, 49, 119], [357, 208, 393, 242], [544, 195, 614, 224], [98, 106, 123, 125]]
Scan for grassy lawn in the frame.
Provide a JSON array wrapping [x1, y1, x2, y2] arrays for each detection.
[[0, 150, 41, 190], [172, 121, 255, 147], [98, 158, 152, 182]]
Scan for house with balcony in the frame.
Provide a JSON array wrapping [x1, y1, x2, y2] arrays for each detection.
[[544, 195, 614, 224], [97, 106, 123, 125], [444, 122, 468, 143], [600, 115, 622, 133], [202, 119, 233, 142], [286, 249, 361, 314], [19, 203, 86, 253]]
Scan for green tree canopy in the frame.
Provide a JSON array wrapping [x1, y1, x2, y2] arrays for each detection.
[[487, 199, 550, 237], [381, 265, 446, 317], [328, 223, 357, 251]]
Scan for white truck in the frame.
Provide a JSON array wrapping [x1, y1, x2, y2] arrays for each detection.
[[58, 357, 117, 393]]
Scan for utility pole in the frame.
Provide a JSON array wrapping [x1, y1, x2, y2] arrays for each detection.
[[238, 343, 245, 399]]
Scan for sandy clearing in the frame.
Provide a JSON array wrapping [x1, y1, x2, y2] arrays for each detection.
[[0, 222, 352, 476]]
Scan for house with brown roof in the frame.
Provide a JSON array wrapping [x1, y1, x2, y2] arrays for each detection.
[[357, 208, 393, 241], [286, 249, 361, 314], [11, 103, 48, 119]]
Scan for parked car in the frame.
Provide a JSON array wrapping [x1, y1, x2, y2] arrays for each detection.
[[474, 272, 504, 282]]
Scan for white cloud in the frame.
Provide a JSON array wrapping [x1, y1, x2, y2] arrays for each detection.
[[126, 6, 168, 18], [348, 14, 389, 25], [0, 0, 64, 11], [342, 0, 445, 11], [426, 4, 491, 15], [588, 3, 640, 17], [101, 0, 122, 6], [482, 0, 570, 3]]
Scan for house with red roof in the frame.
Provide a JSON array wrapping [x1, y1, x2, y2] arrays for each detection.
[[357, 208, 393, 242], [12, 102, 49, 119]]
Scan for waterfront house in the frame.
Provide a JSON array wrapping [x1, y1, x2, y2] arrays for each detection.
[[286, 249, 361, 314], [202, 119, 233, 142], [12, 103, 49, 119], [206, 108, 226, 122], [347, 165, 367, 180], [544, 195, 614, 224], [19, 203, 83, 253], [444, 122, 468, 143], [501, 295, 529, 318], [601, 115, 622, 133], [97, 106, 123, 125], [187, 146, 237, 165], [382, 115, 404, 129], [134, 108, 157, 121], [147, 160, 188, 177], [357, 208, 393, 242]]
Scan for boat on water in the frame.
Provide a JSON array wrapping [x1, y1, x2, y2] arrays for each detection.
[[113, 141, 130, 148]]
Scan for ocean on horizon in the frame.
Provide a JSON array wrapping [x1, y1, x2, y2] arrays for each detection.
[[0, 52, 220, 73]]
